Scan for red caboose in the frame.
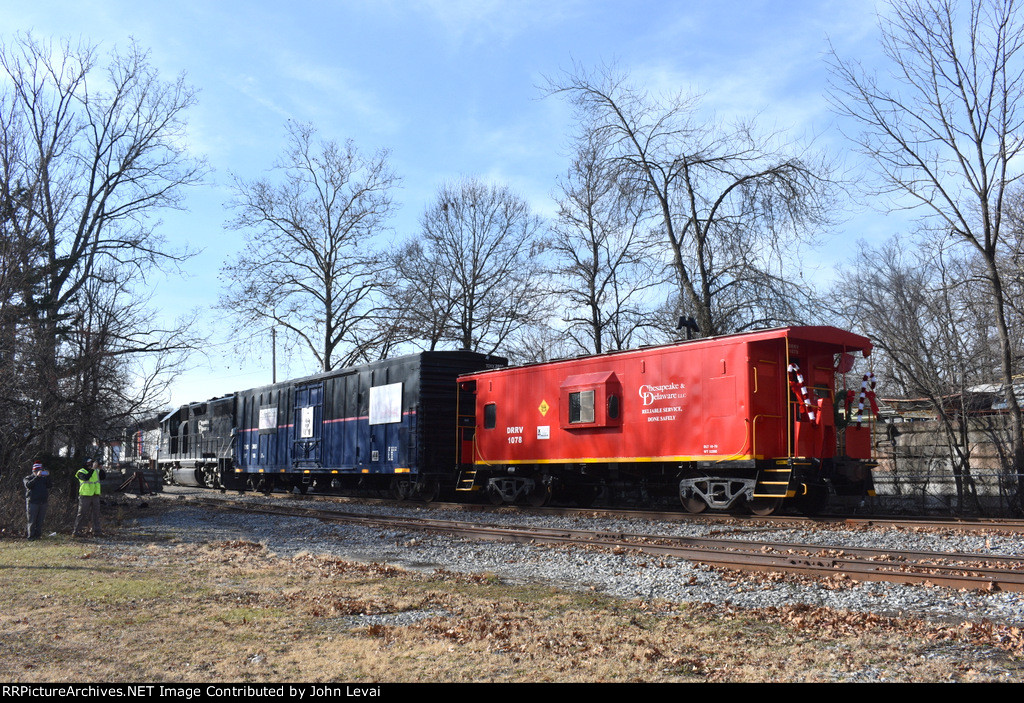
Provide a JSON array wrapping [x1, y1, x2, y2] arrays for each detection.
[[455, 326, 875, 514]]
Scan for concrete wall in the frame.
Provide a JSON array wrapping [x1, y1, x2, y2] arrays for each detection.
[[869, 417, 1020, 514]]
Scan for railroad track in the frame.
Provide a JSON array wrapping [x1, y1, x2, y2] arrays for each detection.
[[150, 484, 1024, 533], [180, 487, 1024, 532], [187, 494, 1024, 593], [525, 505, 1024, 533]]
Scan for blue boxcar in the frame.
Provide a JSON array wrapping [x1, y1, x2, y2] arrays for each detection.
[[157, 350, 506, 497]]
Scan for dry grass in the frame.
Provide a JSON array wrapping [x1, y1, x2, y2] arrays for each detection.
[[1, 486, 80, 539], [2, 521, 1024, 684]]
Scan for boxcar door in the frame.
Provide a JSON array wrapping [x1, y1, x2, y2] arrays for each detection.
[[293, 382, 324, 467], [368, 380, 404, 470]]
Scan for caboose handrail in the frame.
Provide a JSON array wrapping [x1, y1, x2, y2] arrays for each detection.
[[703, 418, 753, 463], [751, 413, 784, 460]]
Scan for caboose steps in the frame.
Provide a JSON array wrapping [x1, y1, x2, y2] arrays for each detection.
[[753, 465, 794, 499], [456, 469, 480, 492]]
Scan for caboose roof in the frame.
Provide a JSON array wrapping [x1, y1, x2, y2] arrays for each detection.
[[464, 325, 872, 378]]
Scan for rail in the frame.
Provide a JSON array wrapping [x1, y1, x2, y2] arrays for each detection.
[[189, 495, 1024, 593]]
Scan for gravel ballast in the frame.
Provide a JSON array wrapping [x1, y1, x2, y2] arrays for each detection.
[[119, 490, 1024, 627]]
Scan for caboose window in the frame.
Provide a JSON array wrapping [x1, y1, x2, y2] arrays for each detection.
[[484, 403, 497, 429], [569, 390, 595, 424], [559, 371, 622, 429]]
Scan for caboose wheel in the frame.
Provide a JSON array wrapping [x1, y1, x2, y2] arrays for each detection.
[[415, 479, 440, 503], [679, 473, 708, 513], [744, 497, 782, 516], [571, 485, 600, 508], [486, 484, 505, 505], [526, 483, 551, 507], [680, 495, 708, 514]]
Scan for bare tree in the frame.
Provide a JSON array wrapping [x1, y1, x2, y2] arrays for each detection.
[[548, 132, 664, 354], [395, 178, 545, 355], [62, 265, 201, 451], [390, 238, 459, 351], [828, 0, 1024, 501], [0, 33, 206, 459], [838, 238, 995, 511], [546, 63, 838, 337], [220, 122, 401, 372], [998, 183, 1024, 340], [0, 183, 48, 472]]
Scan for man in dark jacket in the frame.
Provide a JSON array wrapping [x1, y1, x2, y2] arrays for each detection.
[[23, 461, 50, 540]]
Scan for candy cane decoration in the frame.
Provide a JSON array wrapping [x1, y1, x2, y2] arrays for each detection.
[[787, 363, 816, 422], [856, 372, 878, 427]]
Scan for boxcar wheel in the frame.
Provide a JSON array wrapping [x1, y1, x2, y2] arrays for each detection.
[[201, 466, 221, 490], [390, 478, 410, 501], [247, 475, 272, 494]]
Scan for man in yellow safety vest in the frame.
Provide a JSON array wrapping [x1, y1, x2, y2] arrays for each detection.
[[73, 459, 105, 537]]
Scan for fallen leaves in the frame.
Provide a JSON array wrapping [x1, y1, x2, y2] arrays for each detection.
[[756, 603, 1024, 657]]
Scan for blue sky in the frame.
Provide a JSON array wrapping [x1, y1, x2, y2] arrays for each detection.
[[5, 0, 901, 407]]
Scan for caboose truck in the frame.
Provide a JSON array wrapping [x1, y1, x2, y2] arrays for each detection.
[[456, 326, 876, 515]]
